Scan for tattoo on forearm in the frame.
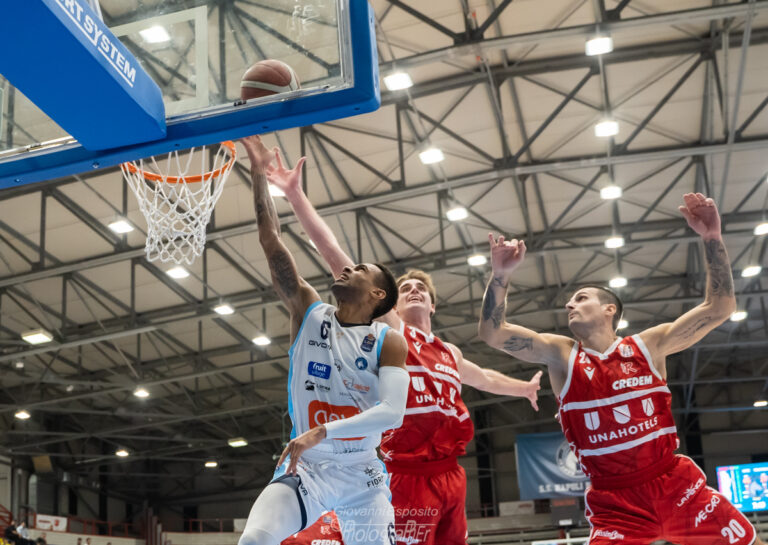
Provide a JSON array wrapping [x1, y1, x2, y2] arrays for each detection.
[[482, 285, 497, 322], [503, 336, 533, 352], [677, 317, 713, 339], [270, 248, 299, 297], [482, 280, 508, 329], [704, 239, 734, 297], [253, 171, 281, 235], [491, 276, 507, 289], [490, 304, 504, 329]]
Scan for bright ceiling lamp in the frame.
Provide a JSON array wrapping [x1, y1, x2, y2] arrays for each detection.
[[419, 147, 444, 165], [252, 335, 271, 346], [14, 361, 24, 369], [600, 185, 622, 200], [730, 310, 747, 322], [594, 119, 619, 138], [166, 266, 189, 279], [383, 72, 413, 91], [228, 437, 248, 448], [14, 409, 31, 420], [467, 254, 487, 267], [617, 319, 628, 329], [133, 387, 150, 398], [213, 303, 235, 315], [604, 236, 625, 249], [115, 448, 130, 457], [609, 276, 627, 288], [446, 206, 468, 222], [754, 222, 768, 236], [585, 36, 614, 56], [205, 460, 218, 468], [741, 265, 762, 278], [108, 219, 134, 234], [753, 399, 767, 408], [139, 25, 171, 44], [21, 329, 53, 345]]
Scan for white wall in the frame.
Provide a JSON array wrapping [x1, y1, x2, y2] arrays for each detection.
[[28, 529, 143, 545]]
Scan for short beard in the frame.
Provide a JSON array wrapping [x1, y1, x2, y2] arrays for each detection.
[[330, 282, 357, 303]]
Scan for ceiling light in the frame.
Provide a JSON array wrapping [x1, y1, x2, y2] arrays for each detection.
[[754, 222, 768, 236], [753, 399, 767, 408], [604, 236, 625, 249], [609, 276, 628, 288], [14, 361, 24, 369], [139, 25, 171, 44], [108, 219, 134, 234], [166, 266, 189, 279], [228, 437, 248, 448], [66, 384, 75, 393], [594, 119, 619, 138], [741, 265, 762, 278], [115, 448, 130, 457], [600, 185, 622, 200], [617, 319, 629, 329], [133, 387, 149, 398], [308, 239, 317, 251], [383, 72, 413, 91], [21, 329, 53, 345], [467, 254, 487, 267], [252, 335, 271, 346], [446, 206, 469, 222], [14, 409, 30, 420], [269, 185, 286, 197], [205, 460, 218, 468], [730, 310, 747, 322], [419, 147, 444, 165], [585, 36, 614, 56], [213, 303, 235, 315]]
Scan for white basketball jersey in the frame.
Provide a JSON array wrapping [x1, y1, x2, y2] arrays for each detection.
[[288, 301, 391, 456]]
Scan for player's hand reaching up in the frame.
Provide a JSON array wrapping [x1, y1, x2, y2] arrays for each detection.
[[266, 149, 305, 199], [526, 370, 543, 411], [276, 426, 326, 475], [240, 135, 274, 171], [488, 233, 527, 280], [679, 193, 722, 240]]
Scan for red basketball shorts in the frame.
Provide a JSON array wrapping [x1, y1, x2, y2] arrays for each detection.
[[386, 458, 468, 545], [281, 512, 343, 545], [585, 455, 756, 545]]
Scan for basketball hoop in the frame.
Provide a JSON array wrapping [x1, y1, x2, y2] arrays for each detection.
[[121, 141, 236, 265]]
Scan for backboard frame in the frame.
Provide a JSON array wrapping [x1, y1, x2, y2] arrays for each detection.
[[0, 0, 379, 189]]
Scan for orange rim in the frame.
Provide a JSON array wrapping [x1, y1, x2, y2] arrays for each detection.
[[121, 141, 237, 184]]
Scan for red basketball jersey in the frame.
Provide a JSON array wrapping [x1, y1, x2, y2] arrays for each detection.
[[380, 323, 474, 462], [557, 335, 679, 485]]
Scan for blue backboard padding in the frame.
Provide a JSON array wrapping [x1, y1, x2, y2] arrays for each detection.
[[0, 0, 165, 152], [0, 0, 379, 188]]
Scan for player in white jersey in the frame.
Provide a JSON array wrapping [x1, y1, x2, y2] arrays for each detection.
[[238, 135, 410, 545]]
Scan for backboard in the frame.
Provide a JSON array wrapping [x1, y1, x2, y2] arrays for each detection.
[[0, 0, 378, 188]]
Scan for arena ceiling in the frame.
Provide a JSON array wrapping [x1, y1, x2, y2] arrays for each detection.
[[1, 0, 768, 508]]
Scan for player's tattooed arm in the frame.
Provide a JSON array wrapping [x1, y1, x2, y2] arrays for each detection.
[[481, 276, 507, 329], [704, 238, 734, 298], [503, 336, 534, 352]]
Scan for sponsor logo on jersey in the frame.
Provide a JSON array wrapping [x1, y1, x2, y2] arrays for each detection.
[[305, 380, 330, 392], [612, 404, 631, 424], [584, 411, 600, 430], [343, 378, 371, 394], [311, 540, 341, 545], [612, 375, 652, 390], [594, 530, 624, 540], [584, 366, 595, 380], [355, 357, 368, 370], [308, 361, 331, 379], [619, 344, 634, 358], [409, 327, 418, 339], [361, 333, 375, 352], [642, 397, 655, 416], [588, 416, 659, 443], [434, 381, 443, 394], [320, 320, 331, 340], [620, 361, 637, 375], [677, 478, 704, 507], [412, 376, 426, 392], [434, 363, 460, 380], [365, 466, 385, 488], [413, 341, 422, 354], [309, 339, 330, 349], [441, 350, 452, 363], [694, 495, 720, 527], [449, 387, 457, 403], [308, 401, 363, 440]]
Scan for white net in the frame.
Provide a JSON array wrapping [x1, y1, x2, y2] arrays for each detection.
[[121, 141, 236, 265]]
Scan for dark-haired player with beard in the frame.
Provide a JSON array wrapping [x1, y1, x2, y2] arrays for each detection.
[[479, 193, 762, 545], [237, 135, 409, 545]]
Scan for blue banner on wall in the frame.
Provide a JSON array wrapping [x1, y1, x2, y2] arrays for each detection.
[[516, 432, 590, 499]]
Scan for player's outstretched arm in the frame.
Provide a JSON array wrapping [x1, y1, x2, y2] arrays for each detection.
[[448, 341, 542, 410], [242, 136, 319, 332], [639, 193, 736, 359], [478, 234, 572, 368], [277, 330, 409, 475]]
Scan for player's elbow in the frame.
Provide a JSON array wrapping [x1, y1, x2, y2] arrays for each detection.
[[708, 296, 737, 323], [478, 323, 503, 349]]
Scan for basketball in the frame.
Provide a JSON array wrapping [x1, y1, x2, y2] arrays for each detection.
[[240, 60, 300, 100]]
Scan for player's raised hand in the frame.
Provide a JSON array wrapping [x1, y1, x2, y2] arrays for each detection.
[[276, 426, 326, 475], [526, 370, 543, 412], [266, 148, 305, 198], [488, 233, 527, 278], [240, 135, 274, 170], [679, 193, 722, 240]]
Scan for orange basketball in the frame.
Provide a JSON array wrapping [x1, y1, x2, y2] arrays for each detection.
[[240, 60, 300, 100]]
